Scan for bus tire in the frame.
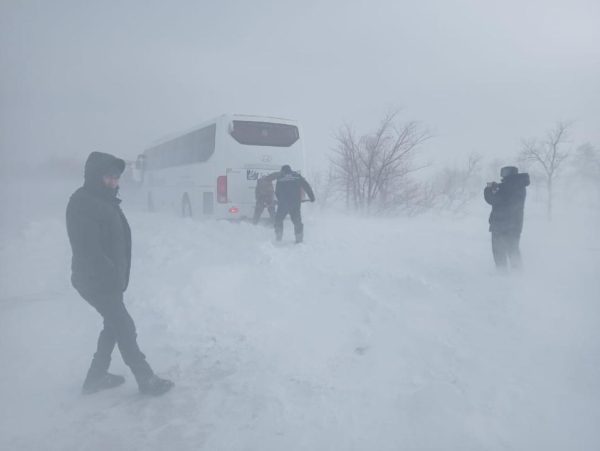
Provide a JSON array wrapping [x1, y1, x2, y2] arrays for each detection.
[[182, 193, 193, 218], [147, 192, 155, 212]]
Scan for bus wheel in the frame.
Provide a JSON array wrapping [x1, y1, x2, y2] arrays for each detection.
[[147, 192, 155, 212], [182, 193, 193, 218]]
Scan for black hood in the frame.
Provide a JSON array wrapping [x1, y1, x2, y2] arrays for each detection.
[[503, 172, 530, 187], [83, 151, 126, 196]]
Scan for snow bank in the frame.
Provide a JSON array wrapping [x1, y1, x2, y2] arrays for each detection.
[[0, 202, 599, 450]]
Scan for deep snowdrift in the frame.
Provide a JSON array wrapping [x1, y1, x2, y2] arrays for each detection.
[[0, 187, 598, 450]]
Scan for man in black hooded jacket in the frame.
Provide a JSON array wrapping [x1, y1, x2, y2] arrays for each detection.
[[66, 151, 173, 396], [274, 165, 315, 243], [484, 166, 530, 270]]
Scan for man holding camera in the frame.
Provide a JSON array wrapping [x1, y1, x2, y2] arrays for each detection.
[[484, 166, 530, 270]]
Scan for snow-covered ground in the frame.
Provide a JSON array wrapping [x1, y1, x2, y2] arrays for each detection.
[[1, 181, 599, 450]]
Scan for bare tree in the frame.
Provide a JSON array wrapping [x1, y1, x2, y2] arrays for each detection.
[[570, 142, 600, 206], [308, 167, 337, 209], [433, 153, 483, 215], [330, 111, 431, 214], [572, 142, 600, 184], [519, 121, 572, 220], [381, 177, 437, 216]]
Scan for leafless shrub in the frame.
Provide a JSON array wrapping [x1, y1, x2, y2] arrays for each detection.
[[330, 111, 431, 214], [432, 153, 483, 215], [308, 167, 337, 209], [519, 121, 572, 219], [571, 142, 600, 185]]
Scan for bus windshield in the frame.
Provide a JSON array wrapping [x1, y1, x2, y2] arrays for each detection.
[[230, 121, 299, 147]]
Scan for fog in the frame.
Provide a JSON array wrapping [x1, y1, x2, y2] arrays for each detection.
[[1, 1, 599, 450], [2, 0, 599, 170]]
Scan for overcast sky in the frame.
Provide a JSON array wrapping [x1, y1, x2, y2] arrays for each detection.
[[1, 0, 598, 172]]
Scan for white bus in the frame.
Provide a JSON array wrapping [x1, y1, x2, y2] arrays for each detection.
[[136, 114, 305, 219]]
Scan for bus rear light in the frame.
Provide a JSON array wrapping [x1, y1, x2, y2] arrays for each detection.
[[228, 207, 239, 214], [217, 175, 228, 203]]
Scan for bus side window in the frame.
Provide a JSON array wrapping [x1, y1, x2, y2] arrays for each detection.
[[196, 124, 216, 162]]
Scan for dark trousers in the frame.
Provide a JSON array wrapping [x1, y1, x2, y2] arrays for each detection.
[[491, 231, 522, 269], [79, 290, 153, 385], [274, 203, 303, 241], [253, 200, 276, 224]]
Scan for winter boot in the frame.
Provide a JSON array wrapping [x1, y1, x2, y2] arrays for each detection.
[[295, 232, 303, 244], [139, 375, 174, 396], [82, 372, 126, 395]]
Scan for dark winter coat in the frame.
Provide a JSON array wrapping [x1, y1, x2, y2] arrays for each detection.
[[255, 173, 278, 204], [484, 173, 530, 234], [275, 171, 315, 207], [66, 152, 131, 295]]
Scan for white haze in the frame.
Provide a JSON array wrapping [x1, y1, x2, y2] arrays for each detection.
[[1, 1, 599, 450], [1, 0, 599, 170]]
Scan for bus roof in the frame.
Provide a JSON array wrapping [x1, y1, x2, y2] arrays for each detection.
[[228, 113, 298, 123], [145, 113, 299, 148]]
